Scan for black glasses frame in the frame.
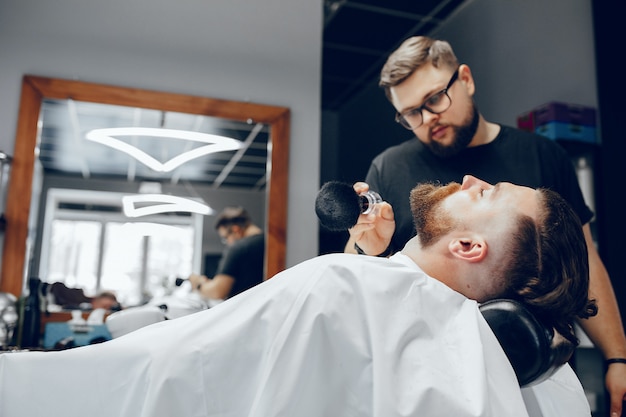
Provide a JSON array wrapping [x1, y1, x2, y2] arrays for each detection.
[[395, 68, 460, 130]]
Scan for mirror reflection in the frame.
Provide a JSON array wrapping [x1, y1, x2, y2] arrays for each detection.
[[30, 99, 269, 306], [0, 75, 290, 308]]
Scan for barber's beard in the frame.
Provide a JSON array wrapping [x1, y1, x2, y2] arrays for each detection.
[[424, 104, 480, 158], [410, 182, 461, 247]]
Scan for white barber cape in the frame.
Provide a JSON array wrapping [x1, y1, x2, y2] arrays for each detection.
[[0, 253, 590, 417]]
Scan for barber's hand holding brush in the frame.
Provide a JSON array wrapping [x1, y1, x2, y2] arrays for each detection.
[[316, 180, 396, 256]]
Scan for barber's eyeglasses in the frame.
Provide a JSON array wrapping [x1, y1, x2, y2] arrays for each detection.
[[395, 68, 459, 130]]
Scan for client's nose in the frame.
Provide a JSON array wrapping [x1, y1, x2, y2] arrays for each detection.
[[461, 175, 491, 190]]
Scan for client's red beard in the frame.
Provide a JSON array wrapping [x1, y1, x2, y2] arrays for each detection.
[[410, 182, 461, 247]]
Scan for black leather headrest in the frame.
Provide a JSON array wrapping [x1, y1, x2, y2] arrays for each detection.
[[479, 299, 575, 387]]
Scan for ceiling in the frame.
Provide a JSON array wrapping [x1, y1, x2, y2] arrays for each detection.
[[38, 99, 270, 190], [322, 0, 469, 111]]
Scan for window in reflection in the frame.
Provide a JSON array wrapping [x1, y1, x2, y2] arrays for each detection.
[[47, 219, 195, 307], [47, 220, 101, 290], [39, 189, 203, 307], [101, 222, 194, 305]]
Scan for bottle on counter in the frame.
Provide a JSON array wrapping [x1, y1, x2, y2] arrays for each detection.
[[20, 277, 42, 348]]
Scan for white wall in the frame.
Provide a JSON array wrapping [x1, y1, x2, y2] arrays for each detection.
[[0, 0, 322, 269], [434, 0, 598, 125]]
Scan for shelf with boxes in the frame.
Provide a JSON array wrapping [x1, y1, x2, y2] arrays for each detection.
[[517, 101, 600, 224], [517, 101, 599, 145]]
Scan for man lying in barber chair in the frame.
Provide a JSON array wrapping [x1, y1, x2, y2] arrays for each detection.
[[0, 175, 596, 417], [47, 282, 121, 311]]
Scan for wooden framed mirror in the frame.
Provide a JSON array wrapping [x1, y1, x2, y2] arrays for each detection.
[[0, 75, 289, 297]]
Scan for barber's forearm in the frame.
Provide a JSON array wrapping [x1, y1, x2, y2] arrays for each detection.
[[197, 274, 234, 301], [579, 230, 626, 358], [344, 236, 358, 254], [579, 263, 626, 358]]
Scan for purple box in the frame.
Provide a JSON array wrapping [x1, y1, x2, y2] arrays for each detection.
[[533, 102, 596, 127]]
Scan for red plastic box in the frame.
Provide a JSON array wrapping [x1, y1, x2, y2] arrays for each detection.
[[516, 110, 535, 132], [533, 101, 596, 127]]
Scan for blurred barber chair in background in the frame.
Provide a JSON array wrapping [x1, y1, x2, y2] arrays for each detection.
[[105, 306, 167, 338], [105, 290, 218, 338]]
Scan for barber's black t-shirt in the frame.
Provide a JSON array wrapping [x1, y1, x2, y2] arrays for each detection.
[[365, 125, 593, 252], [216, 233, 265, 298]]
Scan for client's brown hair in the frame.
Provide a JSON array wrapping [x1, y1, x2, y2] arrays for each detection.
[[502, 189, 597, 344]]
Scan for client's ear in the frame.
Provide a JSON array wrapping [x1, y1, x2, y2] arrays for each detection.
[[448, 237, 487, 263]]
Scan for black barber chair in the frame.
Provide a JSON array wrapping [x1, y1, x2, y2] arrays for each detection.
[[479, 299, 575, 387]]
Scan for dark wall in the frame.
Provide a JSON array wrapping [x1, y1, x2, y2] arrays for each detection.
[[592, 0, 626, 326], [336, 82, 409, 184], [319, 81, 409, 254]]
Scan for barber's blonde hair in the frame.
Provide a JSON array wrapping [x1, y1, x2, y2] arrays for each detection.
[[379, 36, 459, 101]]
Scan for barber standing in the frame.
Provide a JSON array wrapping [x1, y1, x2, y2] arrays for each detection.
[[190, 206, 265, 301], [345, 35, 626, 416]]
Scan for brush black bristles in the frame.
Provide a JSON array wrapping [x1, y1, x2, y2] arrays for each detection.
[[315, 181, 363, 231]]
